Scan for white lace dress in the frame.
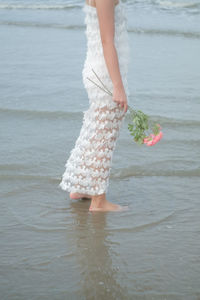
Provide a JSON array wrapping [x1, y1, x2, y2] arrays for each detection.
[[59, 0, 130, 196]]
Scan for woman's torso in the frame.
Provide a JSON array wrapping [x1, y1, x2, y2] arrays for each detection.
[[82, 0, 130, 101]]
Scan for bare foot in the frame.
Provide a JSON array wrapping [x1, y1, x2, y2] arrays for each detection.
[[70, 192, 92, 200], [89, 201, 128, 212]]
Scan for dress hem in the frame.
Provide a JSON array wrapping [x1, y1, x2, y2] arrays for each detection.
[[58, 182, 108, 196]]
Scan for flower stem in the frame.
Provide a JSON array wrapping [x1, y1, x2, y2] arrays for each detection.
[[86, 77, 112, 96], [91, 68, 112, 95]]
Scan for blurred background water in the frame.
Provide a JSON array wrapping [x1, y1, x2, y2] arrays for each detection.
[[0, 0, 200, 299]]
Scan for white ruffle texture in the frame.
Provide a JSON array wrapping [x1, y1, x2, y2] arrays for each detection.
[[59, 0, 130, 196]]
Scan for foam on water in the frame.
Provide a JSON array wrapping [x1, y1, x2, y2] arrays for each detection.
[[0, 4, 81, 10], [156, 0, 200, 9], [0, 0, 199, 14]]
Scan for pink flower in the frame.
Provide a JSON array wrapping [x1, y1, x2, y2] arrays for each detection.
[[153, 131, 163, 143], [143, 131, 163, 146]]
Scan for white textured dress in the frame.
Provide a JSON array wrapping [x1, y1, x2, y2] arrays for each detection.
[[59, 0, 130, 196]]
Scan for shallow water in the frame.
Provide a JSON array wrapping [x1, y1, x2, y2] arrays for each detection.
[[0, 0, 200, 299]]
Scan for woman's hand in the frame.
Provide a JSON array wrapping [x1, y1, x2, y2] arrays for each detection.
[[112, 83, 128, 113]]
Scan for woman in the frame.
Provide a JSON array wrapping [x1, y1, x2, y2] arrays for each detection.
[[59, 0, 130, 211]]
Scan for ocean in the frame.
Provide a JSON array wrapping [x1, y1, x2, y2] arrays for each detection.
[[0, 0, 200, 299]]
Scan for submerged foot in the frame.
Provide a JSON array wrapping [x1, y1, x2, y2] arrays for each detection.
[[89, 200, 128, 212], [70, 192, 92, 200]]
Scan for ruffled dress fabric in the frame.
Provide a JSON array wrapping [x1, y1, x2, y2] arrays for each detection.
[[59, 0, 130, 196]]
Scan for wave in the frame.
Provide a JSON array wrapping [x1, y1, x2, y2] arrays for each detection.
[[0, 107, 82, 119], [0, 173, 59, 184], [0, 21, 82, 30], [1, 107, 200, 126], [0, 1, 200, 11], [0, 163, 29, 171], [129, 27, 200, 39], [156, 0, 200, 9], [0, 165, 199, 181], [111, 164, 200, 178], [126, 113, 200, 127], [0, 4, 81, 10], [0, 20, 199, 39]]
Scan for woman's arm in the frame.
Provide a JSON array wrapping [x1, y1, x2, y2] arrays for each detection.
[[95, 0, 128, 113]]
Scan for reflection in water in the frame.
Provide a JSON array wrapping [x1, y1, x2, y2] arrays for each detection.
[[70, 200, 127, 300]]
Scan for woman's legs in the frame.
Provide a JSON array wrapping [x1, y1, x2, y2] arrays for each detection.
[[67, 103, 126, 210]]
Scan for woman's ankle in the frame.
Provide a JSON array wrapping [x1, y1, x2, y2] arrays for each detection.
[[90, 193, 107, 209]]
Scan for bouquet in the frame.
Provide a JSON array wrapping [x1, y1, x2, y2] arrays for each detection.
[[87, 68, 163, 146]]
